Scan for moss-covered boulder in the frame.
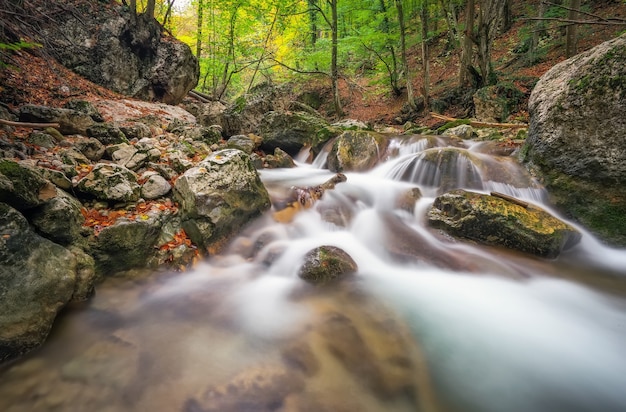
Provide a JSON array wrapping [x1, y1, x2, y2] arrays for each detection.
[[258, 110, 335, 155], [427, 189, 581, 258], [523, 33, 626, 246], [173, 149, 271, 250], [75, 163, 140, 203], [327, 130, 387, 173], [0, 159, 57, 210], [0, 203, 77, 362], [298, 245, 358, 285]]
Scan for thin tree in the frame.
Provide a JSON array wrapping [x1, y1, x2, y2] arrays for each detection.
[[459, 0, 474, 87], [420, 0, 430, 110], [196, 0, 203, 57], [565, 0, 581, 57], [330, 0, 343, 116], [395, 0, 416, 110]]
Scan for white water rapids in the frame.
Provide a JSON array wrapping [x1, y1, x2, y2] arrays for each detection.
[[1, 134, 625, 412]]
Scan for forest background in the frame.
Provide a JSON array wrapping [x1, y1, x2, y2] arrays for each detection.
[[3, 0, 626, 123]]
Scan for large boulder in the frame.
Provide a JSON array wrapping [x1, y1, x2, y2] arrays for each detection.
[[173, 149, 271, 250], [427, 189, 581, 258], [327, 130, 387, 172], [0, 203, 76, 362], [42, 4, 198, 104], [523, 34, 626, 246], [258, 111, 335, 156]]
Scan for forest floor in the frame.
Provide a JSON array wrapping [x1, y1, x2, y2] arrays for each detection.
[[0, 0, 624, 128]]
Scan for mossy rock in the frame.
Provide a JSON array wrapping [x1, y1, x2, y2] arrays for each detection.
[[298, 245, 358, 285], [428, 189, 581, 258], [327, 130, 387, 173], [0, 159, 56, 210]]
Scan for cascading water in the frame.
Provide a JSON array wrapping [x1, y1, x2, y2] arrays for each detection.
[[1, 133, 625, 412]]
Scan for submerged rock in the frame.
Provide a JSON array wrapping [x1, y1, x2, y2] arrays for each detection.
[[173, 149, 271, 250], [298, 245, 358, 285], [427, 189, 581, 258], [523, 33, 626, 246], [0, 203, 76, 362]]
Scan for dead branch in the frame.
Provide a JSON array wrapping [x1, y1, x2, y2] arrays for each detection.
[[522, 17, 626, 26], [430, 113, 527, 129], [0, 118, 60, 129], [491, 191, 529, 208], [188, 90, 212, 103]]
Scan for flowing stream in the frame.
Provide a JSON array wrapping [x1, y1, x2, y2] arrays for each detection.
[[2, 133, 626, 412]]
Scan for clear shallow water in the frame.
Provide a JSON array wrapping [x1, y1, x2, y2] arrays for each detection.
[[1, 134, 626, 412]]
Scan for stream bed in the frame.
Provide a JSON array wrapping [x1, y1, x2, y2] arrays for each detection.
[[1, 134, 625, 412]]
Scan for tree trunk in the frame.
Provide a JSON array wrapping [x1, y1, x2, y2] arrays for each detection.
[[330, 0, 343, 116], [146, 0, 156, 19], [420, 1, 430, 110], [459, 0, 475, 87], [308, 0, 318, 47], [439, 0, 459, 48], [529, 0, 546, 64], [396, 0, 416, 110], [196, 0, 203, 57], [565, 0, 581, 57]]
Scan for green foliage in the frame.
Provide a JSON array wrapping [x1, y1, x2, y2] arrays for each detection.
[[0, 40, 41, 69]]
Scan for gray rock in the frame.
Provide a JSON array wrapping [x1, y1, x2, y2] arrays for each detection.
[[43, 5, 198, 105], [0, 203, 76, 362], [0, 159, 57, 210], [173, 149, 271, 249], [263, 147, 295, 169], [259, 110, 335, 155], [68, 246, 98, 302], [27, 131, 56, 148], [29, 188, 85, 245], [141, 173, 171, 199], [118, 122, 152, 140], [39, 167, 73, 191], [442, 124, 476, 139], [89, 209, 171, 274], [298, 245, 358, 285], [523, 33, 626, 246], [59, 148, 91, 166], [183, 101, 226, 127], [74, 137, 106, 161], [227, 134, 256, 154], [87, 123, 128, 146], [19, 104, 95, 135], [63, 99, 104, 122], [327, 130, 387, 172], [427, 189, 581, 258], [75, 163, 140, 203]]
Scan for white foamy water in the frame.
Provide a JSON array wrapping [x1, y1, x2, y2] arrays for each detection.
[[1, 133, 625, 412]]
